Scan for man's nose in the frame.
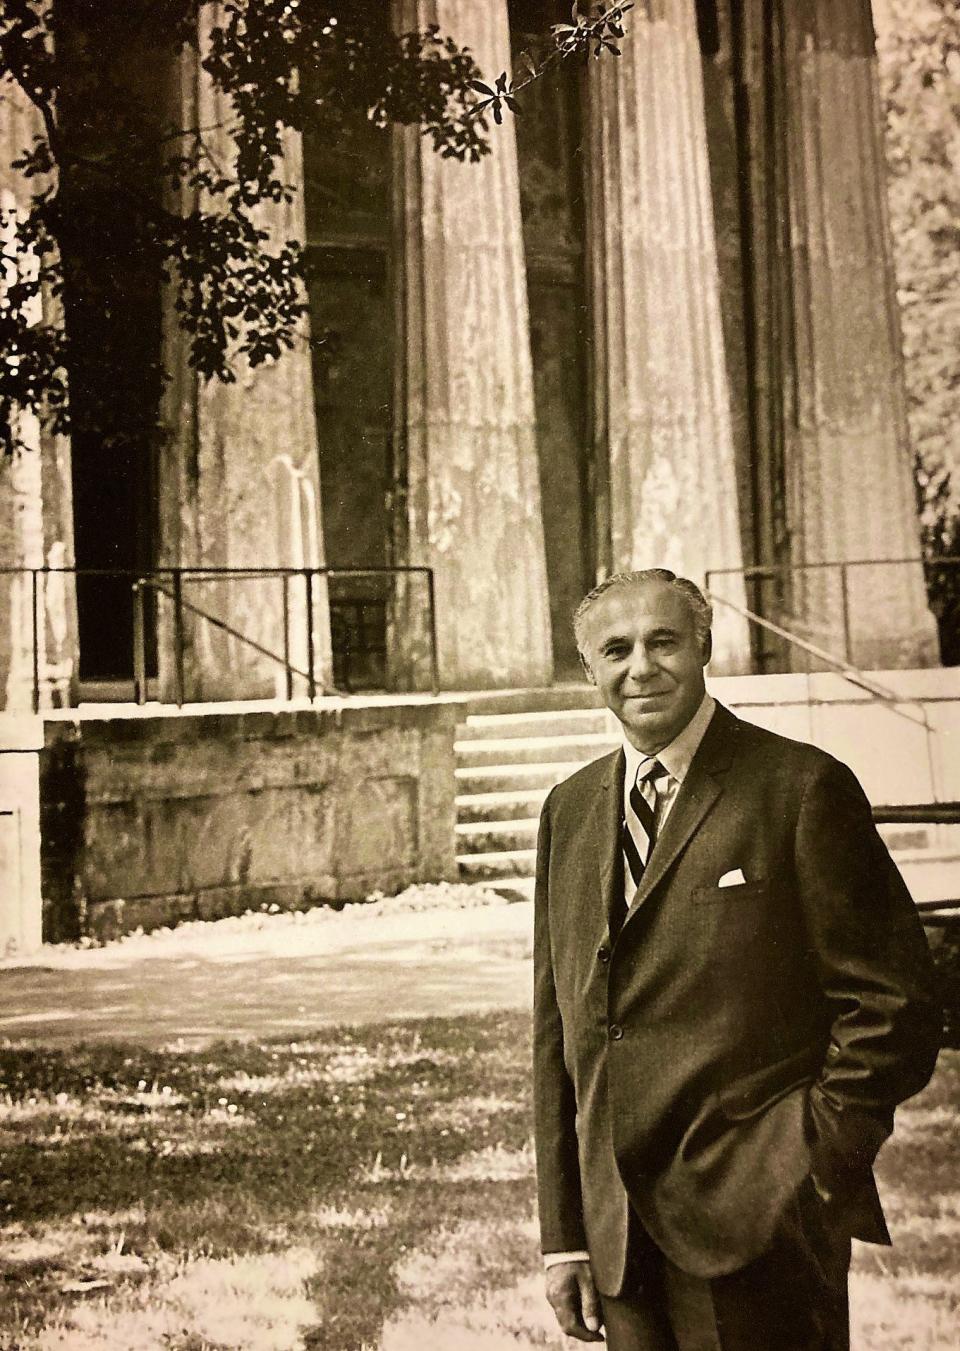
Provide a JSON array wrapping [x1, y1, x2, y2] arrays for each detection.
[[627, 644, 654, 679]]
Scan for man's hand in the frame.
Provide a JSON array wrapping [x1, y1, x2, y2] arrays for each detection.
[[545, 1259, 604, 1342]]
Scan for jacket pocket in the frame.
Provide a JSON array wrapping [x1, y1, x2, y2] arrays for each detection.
[[696, 879, 768, 903], [719, 1044, 823, 1121]]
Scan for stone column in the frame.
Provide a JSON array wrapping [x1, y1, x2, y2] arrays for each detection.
[[0, 78, 78, 711], [391, 0, 553, 690], [586, 0, 751, 673], [158, 5, 331, 702], [744, 0, 938, 670]]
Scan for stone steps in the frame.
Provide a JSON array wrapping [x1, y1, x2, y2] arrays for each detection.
[[455, 705, 614, 894], [453, 697, 960, 907], [455, 731, 619, 769], [458, 847, 538, 881], [460, 685, 603, 717], [456, 817, 540, 854], [454, 761, 587, 796], [455, 787, 550, 824], [462, 707, 611, 740]]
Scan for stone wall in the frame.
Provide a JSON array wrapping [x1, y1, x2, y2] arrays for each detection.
[[40, 698, 461, 942]]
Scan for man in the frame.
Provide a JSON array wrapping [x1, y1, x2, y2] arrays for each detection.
[[534, 568, 941, 1350]]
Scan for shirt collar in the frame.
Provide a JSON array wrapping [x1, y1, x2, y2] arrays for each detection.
[[622, 692, 716, 786]]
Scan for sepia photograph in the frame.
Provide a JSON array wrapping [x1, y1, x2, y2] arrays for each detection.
[[1, 1, 958, 1347]]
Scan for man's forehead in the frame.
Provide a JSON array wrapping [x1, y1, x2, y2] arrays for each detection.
[[585, 582, 692, 635]]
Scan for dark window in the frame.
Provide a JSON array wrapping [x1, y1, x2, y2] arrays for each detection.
[[55, 0, 162, 681], [302, 24, 392, 689], [510, 0, 593, 678]]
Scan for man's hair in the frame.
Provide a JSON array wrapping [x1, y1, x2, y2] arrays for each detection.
[[573, 569, 713, 672]]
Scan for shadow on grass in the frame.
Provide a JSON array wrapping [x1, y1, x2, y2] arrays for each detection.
[[0, 1011, 537, 1350], [2, 1019, 958, 1350]]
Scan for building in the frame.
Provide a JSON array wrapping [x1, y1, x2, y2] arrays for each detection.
[[0, 0, 942, 713], [0, 1, 951, 942]]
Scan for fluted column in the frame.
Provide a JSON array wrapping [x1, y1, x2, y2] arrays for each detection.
[[586, 0, 751, 673], [747, 0, 938, 670], [159, 5, 331, 702], [391, 0, 553, 690], [0, 78, 77, 711]]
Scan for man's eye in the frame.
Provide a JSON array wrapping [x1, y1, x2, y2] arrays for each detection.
[[603, 647, 629, 660]]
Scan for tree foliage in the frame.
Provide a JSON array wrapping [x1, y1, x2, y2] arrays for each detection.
[[0, 0, 632, 456], [876, 0, 960, 502], [877, 0, 960, 660]]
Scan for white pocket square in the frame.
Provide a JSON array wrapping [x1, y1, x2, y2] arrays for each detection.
[[718, 868, 747, 888]]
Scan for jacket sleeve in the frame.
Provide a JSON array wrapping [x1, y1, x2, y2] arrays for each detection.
[[795, 755, 943, 1182], [533, 789, 588, 1255]]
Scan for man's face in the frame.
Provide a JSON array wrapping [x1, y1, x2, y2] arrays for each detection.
[[581, 582, 710, 753]]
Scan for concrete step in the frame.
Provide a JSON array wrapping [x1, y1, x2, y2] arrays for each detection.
[[456, 817, 539, 855], [455, 732, 618, 769], [457, 848, 537, 881], [458, 707, 612, 741], [461, 685, 602, 717], [456, 787, 550, 823], [455, 761, 586, 796], [462, 845, 959, 904]]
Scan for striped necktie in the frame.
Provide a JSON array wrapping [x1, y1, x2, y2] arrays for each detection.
[[623, 758, 667, 897]]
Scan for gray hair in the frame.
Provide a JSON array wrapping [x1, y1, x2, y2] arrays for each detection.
[[573, 569, 713, 671]]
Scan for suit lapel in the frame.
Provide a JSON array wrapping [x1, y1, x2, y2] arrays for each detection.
[[624, 705, 739, 921], [594, 748, 625, 925]]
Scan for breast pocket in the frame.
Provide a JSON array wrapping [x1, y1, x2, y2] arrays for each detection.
[[696, 878, 769, 903]]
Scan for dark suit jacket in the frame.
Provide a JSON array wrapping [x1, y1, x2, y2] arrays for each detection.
[[533, 703, 942, 1293]]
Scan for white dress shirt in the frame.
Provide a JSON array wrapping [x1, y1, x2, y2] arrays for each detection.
[[544, 692, 717, 1271], [621, 692, 716, 905]]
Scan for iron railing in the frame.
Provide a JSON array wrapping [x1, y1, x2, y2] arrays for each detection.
[[705, 587, 934, 733], [706, 556, 960, 670], [705, 585, 960, 924], [872, 804, 960, 926], [0, 564, 438, 710]]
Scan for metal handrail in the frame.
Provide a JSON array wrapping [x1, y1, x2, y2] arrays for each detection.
[[705, 556, 960, 667], [0, 564, 439, 709], [132, 578, 316, 706], [705, 589, 933, 733], [873, 804, 960, 825], [708, 555, 960, 575], [705, 577, 960, 925], [871, 803, 960, 923]]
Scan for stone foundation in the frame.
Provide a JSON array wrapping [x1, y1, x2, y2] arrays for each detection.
[[40, 697, 461, 942], [0, 714, 43, 956]]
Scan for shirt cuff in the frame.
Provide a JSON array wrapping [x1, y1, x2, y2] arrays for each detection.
[[544, 1250, 591, 1269]]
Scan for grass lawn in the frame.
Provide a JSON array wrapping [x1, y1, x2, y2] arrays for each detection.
[[0, 1013, 957, 1350]]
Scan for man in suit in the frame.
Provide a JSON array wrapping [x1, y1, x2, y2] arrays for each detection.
[[534, 568, 941, 1350]]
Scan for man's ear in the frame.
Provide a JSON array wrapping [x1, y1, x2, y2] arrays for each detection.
[[701, 631, 713, 667]]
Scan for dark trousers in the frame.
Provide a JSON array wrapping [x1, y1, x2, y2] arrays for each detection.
[[600, 1181, 851, 1351]]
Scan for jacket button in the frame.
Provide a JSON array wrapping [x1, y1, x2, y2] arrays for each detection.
[[609, 1024, 624, 1041], [597, 945, 611, 964]]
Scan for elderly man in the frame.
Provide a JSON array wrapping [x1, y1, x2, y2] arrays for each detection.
[[533, 568, 941, 1350]]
